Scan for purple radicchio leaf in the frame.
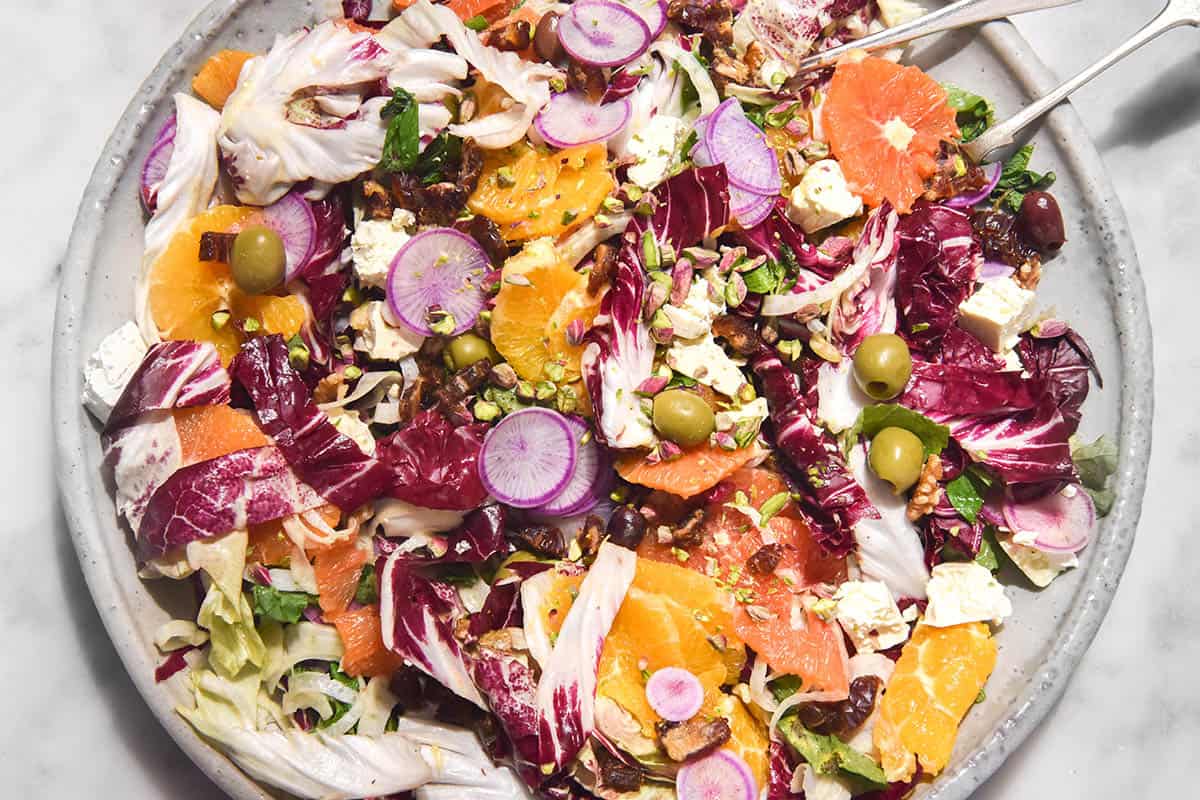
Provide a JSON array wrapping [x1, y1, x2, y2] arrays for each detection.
[[601, 69, 642, 104], [920, 493, 985, 569], [103, 340, 231, 436], [734, 198, 851, 282], [933, 398, 1077, 485], [375, 409, 490, 511], [472, 639, 542, 768], [441, 503, 507, 563], [895, 203, 983, 357], [752, 350, 878, 557], [1015, 326, 1100, 434], [378, 550, 486, 708], [933, 325, 1006, 371], [298, 192, 348, 282], [230, 335, 393, 510], [628, 164, 730, 251], [767, 740, 803, 800], [828, 203, 901, 356], [900, 361, 1046, 417], [137, 446, 325, 559], [468, 578, 524, 637]]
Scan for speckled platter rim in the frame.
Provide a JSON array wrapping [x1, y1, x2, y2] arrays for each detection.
[[51, 2, 1154, 798]]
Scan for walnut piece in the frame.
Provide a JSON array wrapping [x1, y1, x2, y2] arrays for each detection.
[[906, 454, 944, 521], [1014, 257, 1042, 290], [657, 717, 731, 762]]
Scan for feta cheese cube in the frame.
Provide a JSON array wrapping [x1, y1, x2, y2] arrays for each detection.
[[956, 278, 1038, 354], [787, 159, 863, 234], [626, 115, 687, 190], [715, 397, 768, 433], [82, 321, 149, 422], [662, 278, 725, 340], [833, 580, 911, 654], [923, 562, 1013, 627], [351, 209, 415, 289], [878, 0, 927, 28], [995, 531, 1078, 588], [330, 410, 376, 456], [350, 301, 424, 362], [665, 333, 748, 398]]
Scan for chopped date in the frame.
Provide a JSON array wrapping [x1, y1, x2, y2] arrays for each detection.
[[509, 524, 567, 559], [198, 231, 237, 263], [712, 314, 762, 356], [361, 178, 394, 220], [594, 745, 644, 793], [489, 20, 532, 52], [456, 214, 510, 265], [566, 58, 606, 103], [587, 243, 618, 297], [746, 543, 785, 575], [668, 0, 734, 46], [971, 207, 1039, 268], [672, 507, 707, 547], [793, 675, 882, 736], [657, 716, 731, 762]]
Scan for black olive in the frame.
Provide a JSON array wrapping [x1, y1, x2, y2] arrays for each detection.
[[533, 12, 566, 65], [605, 505, 647, 550], [1018, 191, 1067, 252]]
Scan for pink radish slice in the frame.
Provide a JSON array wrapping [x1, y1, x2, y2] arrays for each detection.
[[979, 260, 1015, 282], [480, 408, 579, 508], [257, 191, 317, 282], [730, 186, 774, 228], [559, 0, 651, 67], [534, 416, 611, 516], [1002, 484, 1095, 553], [945, 162, 1003, 209], [386, 227, 490, 336], [140, 114, 177, 213], [584, 0, 668, 38], [676, 749, 757, 800], [535, 91, 632, 148], [705, 99, 781, 195], [645, 667, 705, 722]]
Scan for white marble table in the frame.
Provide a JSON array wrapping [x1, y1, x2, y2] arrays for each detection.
[[6, 0, 1195, 796]]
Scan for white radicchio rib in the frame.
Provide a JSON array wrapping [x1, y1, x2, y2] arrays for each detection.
[[534, 542, 636, 769], [218, 21, 394, 205], [136, 93, 220, 342], [849, 444, 930, 600], [829, 203, 901, 355]]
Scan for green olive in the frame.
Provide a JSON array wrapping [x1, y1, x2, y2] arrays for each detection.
[[230, 225, 286, 294], [446, 333, 496, 370], [652, 389, 715, 447], [853, 333, 913, 401], [869, 426, 925, 493]]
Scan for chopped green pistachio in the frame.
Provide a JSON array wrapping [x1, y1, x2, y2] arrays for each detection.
[[210, 310, 231, 330], [561, 209, 578, 225], [554, 385, 577, 414], [602, 196, 624, 213], [287, 338, 311, 371], [495, 166, 516, 188], [777, 339, 804, 362], [543, 361, 566, 383], [242, 317, 262, 333], [427, 309, 456, 336], [737, 383, 757, 404], [641, 230, 661, 269], [810, 598, 837, 621], [516, 380, 537, 401], [343, 365, 363, 381], [535, 381, 557, 401], [473, 400, 501, 421], [672, 547, 690, 563], [341, 285, 364, 305], [549, 76, 566, 93]]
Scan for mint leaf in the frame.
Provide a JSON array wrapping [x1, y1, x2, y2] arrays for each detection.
[[991, 144, 1057, 213], [379, 88, 420, 173], [742, 260, 786, 294], [414, 132, 462, 186], [858, 404, 950, 457], [769, 674, 803, 703], [464, 14, 489, 30], [945, 472, 986, 523], [252, 584, 315, 624], [943, 84, 994, 143], [975, 529, 1000, 572], [779, 715, 887, 789]]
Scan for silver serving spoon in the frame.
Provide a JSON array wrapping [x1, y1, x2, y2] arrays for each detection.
[[965, 0, 1200, 162], [792, 0, 1084, 74]]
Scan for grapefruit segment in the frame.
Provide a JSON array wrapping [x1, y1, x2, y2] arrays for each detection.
[[616, 442, 764, 498], [330, 606, 406, 678], [313, 540, 368, 617], [192, 50, 255, 110], [173, 405, 270, 465]]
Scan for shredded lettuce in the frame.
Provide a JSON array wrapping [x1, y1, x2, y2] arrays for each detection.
[[187, 531, 266, 679]]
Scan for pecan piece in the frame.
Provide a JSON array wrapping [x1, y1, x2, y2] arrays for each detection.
[[711, 314, 762, 356], [905, 454, 944, 521], [657, 717, 731, 762], [595, 745, 644, 793], [313, 371, 346, 404], [587, 242, 618, 297], [1013, 257, 1042, 290], [671, 507, 706, 548], [746, 543, 785, 576], [362, 178, 395, 220]]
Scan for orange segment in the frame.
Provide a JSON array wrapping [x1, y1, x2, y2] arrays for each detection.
[[247, 505, 342, 567], [330, 605, 406, 678], [192, 50, 255, 110], [173, 405, 270, 465], [616, 442, 763, 498], [824, 57, 960, 213], [148, 206, 309, 363], [313, 540, 368, 617], [490, 242, 602, 384], [468, 143, 613, 241], [874, 622, 997, 782]]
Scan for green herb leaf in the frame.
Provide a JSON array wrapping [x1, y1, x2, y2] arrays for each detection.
[[991, 144, 1057, 213], [943, 84, 994, 143], [858, 404, 950, 457], [945, 471, 986, 524], [251, 584, 316, 625], [779, 716, 887, 789], [769, 675, 803, 703], [975, 529, 1000, 572], [355, 564, 378, 606], [414, 131, 463, 186], [379, 88, 420, 173], [1070, 434, 1118, 516], [742, 260, 786, 294], [464, 13, 489, 30]]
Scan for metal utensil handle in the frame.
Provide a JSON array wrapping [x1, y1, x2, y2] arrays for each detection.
[[965, 0, 1200, 162], [795, 0, 1082, 73]]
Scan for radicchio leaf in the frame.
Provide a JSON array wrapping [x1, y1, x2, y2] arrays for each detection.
[[1015, 327, 1100, 434], [752, 350, 878, 557], [934, 326, 1005, 371], [231, 335, 394, 510], [895, 204, 982, 357], [628, 164, 731, 251], [441, 504, 507, 563], [767, 740, 803, 800], [735, 198, 852, 281], [920, 494, 985, 569], [935, 399, 1077, 484], [103, 340, 231, 436], [472, 640, 541, 767], [137, 446, 325, 559], [829, 203, 901, 355], [900, 361, 1046, 417], [375, 409, 489, 511], [468, 578, 524, 636], [378, 550, 486, 707], [298, 192, 348, 282]]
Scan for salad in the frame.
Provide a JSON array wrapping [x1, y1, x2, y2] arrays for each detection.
[[80, 0, 1120, 798]]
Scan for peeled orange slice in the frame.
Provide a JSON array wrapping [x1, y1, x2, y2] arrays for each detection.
[[192, 50, 255, 110], [824, 56, 959, 213]]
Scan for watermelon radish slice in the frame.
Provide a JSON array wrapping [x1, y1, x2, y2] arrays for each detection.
[[480, 408, 579, 508], [535, 91, 632, 148], [645, 667, 705, 722], [704, 98, 781, 196], [386, 228, 490, 336], [558, 0, 652, 67], [1002, 484, 1095, 553], [257, 190, 317, 283], [676, 749, 757, 800], [534, 415, 611, 517]]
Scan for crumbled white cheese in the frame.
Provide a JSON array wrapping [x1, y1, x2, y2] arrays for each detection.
[[626, 114, 687, 189], [82, 321, 149, 422], [924, 562, 1013, 627], [878, 0, 926, 28], [330, 410, 375, 456], [833, 580, 911, 654], [957, 278, 1038, 354], [350, 301, 424, 362], [665, 333, 748, 398], [995, 531, 1078, 588], [662, 277, 725, 340], [816, 360, 870, 434], [351, 209, 415, 289], [787, 160, 863, 234], [715, 397, 769, 433]]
